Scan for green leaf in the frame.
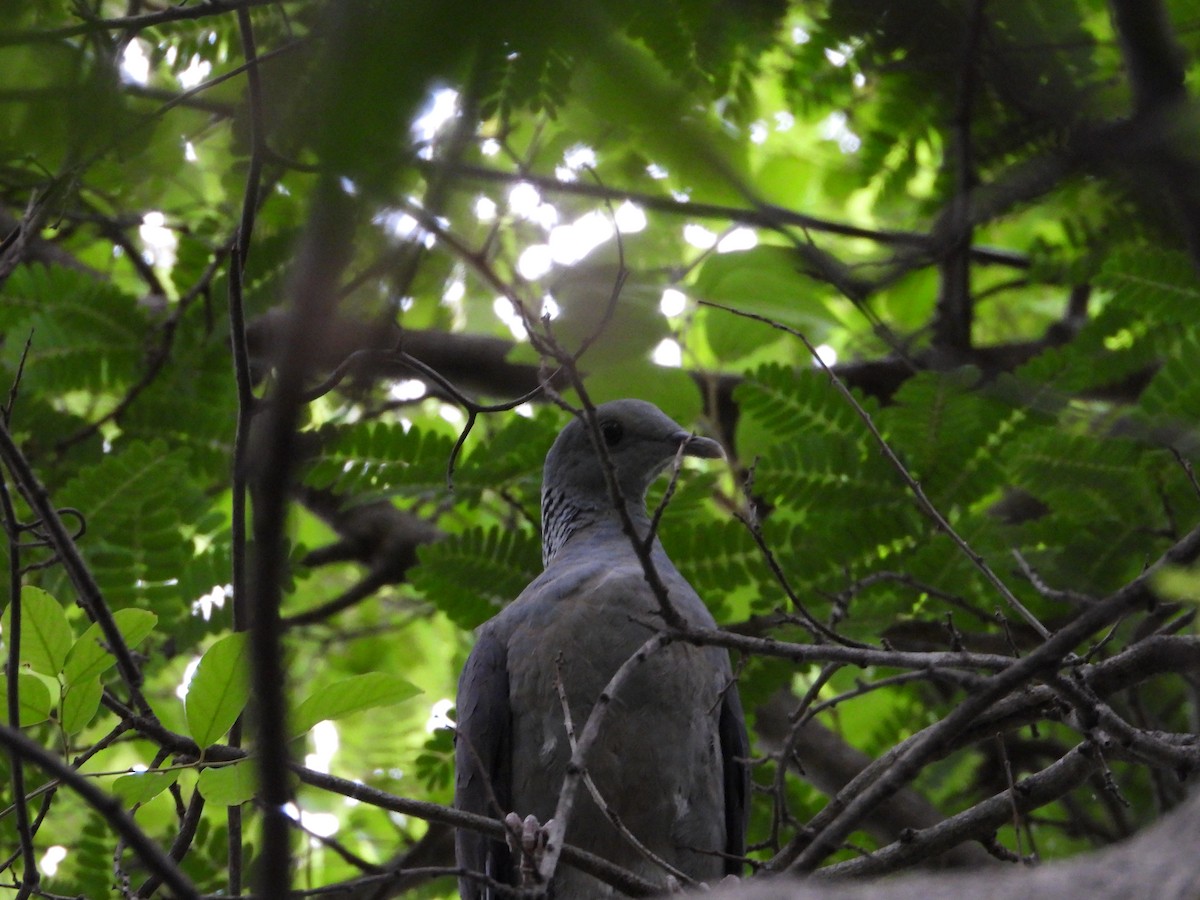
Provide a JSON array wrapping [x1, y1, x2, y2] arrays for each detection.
[[61, 676, 104, 734], [1154, 567, 1200, 604], [304, 423, 455, 499], [1097, 248, 1200, 320], [63, 608, 158, 686], [112, 769, 180, 806], [577, 364, 703, 428], [691, 246, 840, 338], [292, 672, 422, 737], [0, 672, 53, 726], [2, 586, 73, 676], [197, 761, 258, 806], [412, 527, 542, 629], [0, 265, 147, 393], [879, 369, 1036, 505], [573, 29, 749, 205], [735, 363, 870, 468], [545, 262, 666, 366], [456, 409, 559, 495], [52, 809, 113, 900], [1136, 328, 1200, 431], [57, 440, 210, 610], [697, 305, 784, 364], [185, 632, 250, 748]]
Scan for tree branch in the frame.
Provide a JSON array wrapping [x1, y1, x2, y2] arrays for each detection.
[[0, 723, 198, 898]]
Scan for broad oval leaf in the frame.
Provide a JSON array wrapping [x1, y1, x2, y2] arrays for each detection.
[[185, 632, 250, 748], [113, 769, 180, 806], [545, 263, 665, 366], [2, 586, 73, 676], [64, 608, 158, 686], [690, 245, 841, 337], [61, 676, 104, 734], [292, 672, 422, 737], [0, 672, 53, 726], [197, 761, 257, 807]]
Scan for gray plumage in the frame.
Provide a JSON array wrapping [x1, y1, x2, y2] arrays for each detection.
[[455, 399, 750, 898]]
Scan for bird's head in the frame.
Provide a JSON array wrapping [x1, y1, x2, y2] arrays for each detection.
[[543, 399, 723, 508]]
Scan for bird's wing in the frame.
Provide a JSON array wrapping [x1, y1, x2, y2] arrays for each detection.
[[454, 627, 513, 899], [719, 680, 751, 874]]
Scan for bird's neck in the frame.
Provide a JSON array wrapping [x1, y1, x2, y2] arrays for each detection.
[[540, 488, 653, 567]]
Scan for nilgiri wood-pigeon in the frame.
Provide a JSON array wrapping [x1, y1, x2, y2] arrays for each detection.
[[454, 399, 750, 898]]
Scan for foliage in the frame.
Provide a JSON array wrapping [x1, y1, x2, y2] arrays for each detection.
[[1, 0, 1200, 896]]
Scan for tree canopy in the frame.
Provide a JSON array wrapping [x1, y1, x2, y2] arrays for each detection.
[[1, 0, 1199, 897]]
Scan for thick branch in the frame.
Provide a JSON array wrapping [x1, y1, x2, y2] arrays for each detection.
[[245, 176, 356, 892], [1109, 0, 1188, 113], [818, 743, 1099, 879]]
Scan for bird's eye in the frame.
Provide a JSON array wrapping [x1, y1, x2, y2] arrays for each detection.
[[599, 420, 624, 447]]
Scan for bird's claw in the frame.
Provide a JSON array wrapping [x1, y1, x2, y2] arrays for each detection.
[[504, 812, 554, 887]]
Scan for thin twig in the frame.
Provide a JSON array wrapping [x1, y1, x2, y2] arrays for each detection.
[[0, 419, 151, 714], [768, 663, 841, 848], [537, 634, 673, 888], [0, 0, 284, 44], [292, 342, 555, 489], [135, 787, 205, 898], [1012, 549, 1095, 605], [2, 331, 32, 424], [732, 503, 866, 647], [700, 298, 1052, 640], [995, 733, 1027, 862], [515, 210, 687, 629], [552, 656, 696, 887], [0, 723, 199, 898], [441, 161, 1031, 269], [290, 767, 660, 897], [643, 439, 690, 553], [830, 569, 994, 624], [778, 520, 1200, 872], [0, 471, 38, 895], [225, 8, 268, 893]]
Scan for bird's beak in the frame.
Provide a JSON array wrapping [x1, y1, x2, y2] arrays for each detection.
[[679, 433, 725, 460]]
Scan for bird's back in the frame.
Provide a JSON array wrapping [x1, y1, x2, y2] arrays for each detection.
[[492, 537, 732, 894]]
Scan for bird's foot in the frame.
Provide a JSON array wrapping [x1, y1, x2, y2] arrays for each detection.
[[504, 812, 554, 887]]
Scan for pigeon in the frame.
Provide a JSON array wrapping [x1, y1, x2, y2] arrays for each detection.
[[454, 399, 749, 898]]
